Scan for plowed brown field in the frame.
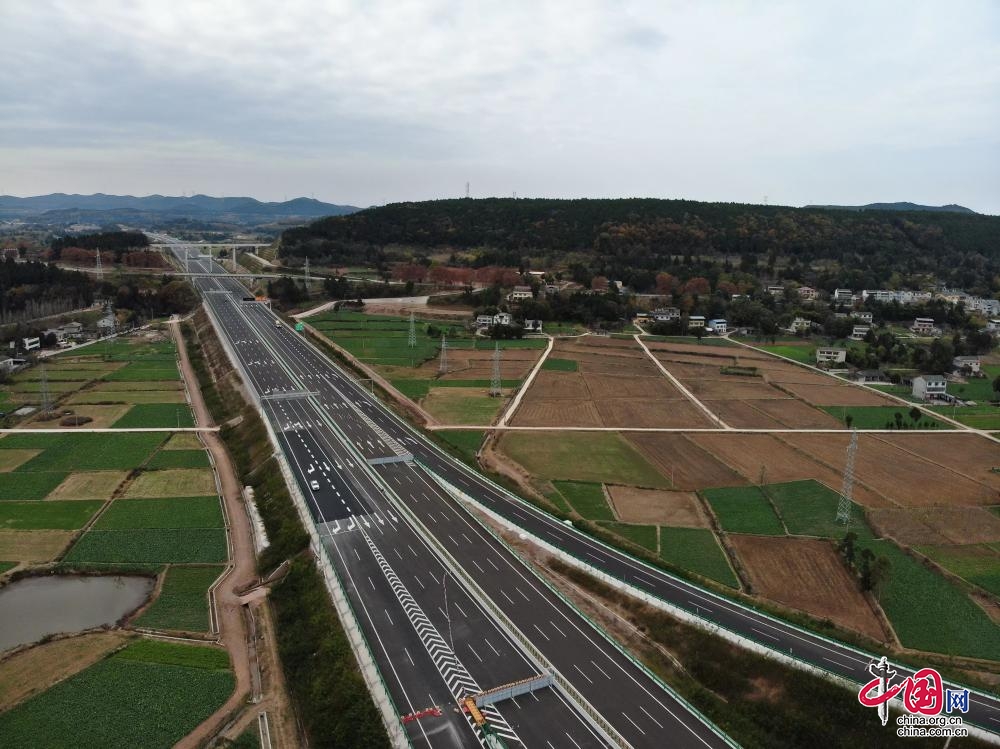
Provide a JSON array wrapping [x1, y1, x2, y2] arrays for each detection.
[[625, 433, 747, 489], [731, 535, 888, 641], [606, 486, 708, 527], [780, 433, 998, 507]]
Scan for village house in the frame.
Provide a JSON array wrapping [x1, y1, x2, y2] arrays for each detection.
[[815, 347, 847, 364], [912, 375, 948, 401]]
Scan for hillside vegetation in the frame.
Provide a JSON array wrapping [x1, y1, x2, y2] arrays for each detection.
[[280, 198, 1000, 292]]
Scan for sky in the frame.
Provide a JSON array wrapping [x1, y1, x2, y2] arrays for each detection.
[[2, 0, 999, 213]]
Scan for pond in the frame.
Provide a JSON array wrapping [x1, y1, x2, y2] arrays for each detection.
[[0, 574, 154, 652]]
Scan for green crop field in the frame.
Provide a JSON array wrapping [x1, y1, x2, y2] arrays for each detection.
[[766, 480, 875, 540], [146, 449, 211, 469], [94, 496, 223, 530], [821, 406, 948, 430], [0, 471, 70, 500], [0, 638, 233, 749], [499, 432, 670, 488], [0, 561, 15, 574], [0, 500, 103, 530], [541, 358, 579, 372], [598, 521, 658, 552], [552, 481, 615, 521], [422, 388, 504, 425], [391, 379, 431, 399], [658, 526, 738, 588], [757, 344, 815, 363], [435, 430, 484, 462], [64, 528, 228, 564], [860, 540, 1000, 661], [14, 432, 166, 472], [646, 336, 739, 348], [702, 486, 785, 535], [916, 544, 1000, 598], [112, 403, 195, 428], [103, 362, 181, 381], [136, 565, 224, 631]]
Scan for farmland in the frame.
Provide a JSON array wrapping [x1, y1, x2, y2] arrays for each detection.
[[136, 565, 226, 631], [0, 638, 234, 749], [658, 527, 738, 588], [489, 329, 1000, 659], [702, 486, 784, 536], [310, 309, 546, 424], [1, 333, 189, 431]]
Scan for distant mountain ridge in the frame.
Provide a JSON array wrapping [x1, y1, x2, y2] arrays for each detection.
[[804, 201, 977, 214], [0, 193, 361, 224]]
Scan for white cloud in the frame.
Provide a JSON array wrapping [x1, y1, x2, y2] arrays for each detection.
[[1, 0, 998, 211]]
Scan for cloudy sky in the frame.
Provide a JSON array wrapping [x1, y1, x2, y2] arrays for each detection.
[[3, 0, 998, 212]]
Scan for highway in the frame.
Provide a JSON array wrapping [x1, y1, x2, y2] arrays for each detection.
[[172, 243, 1000, 744], [175, 248, 735, 748]]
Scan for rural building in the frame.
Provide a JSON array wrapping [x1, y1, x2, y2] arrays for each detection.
[[797, 286, 818, 300], [853, 311, 873, 324], [0, 358, 15, 374], [766, 285, 785, 297], [42, 327, 66, 343], [60, 321, 84, 338], [523, 319, 543, 333], [834, 288, 855, 303], [854, 370, 889, 384], [953, 356, 982, 375], [493, 312, 512, 326], [506, 286, 533, 302], [912, 375, 948, 401], [911, 317, 936, 335], [97, 315, 116, 332], [688, 316, 706, 329], [987, 319, 1000, 333], [816, 347, 847, 364], [652, 307, 680, 322], [788, 317, 812, 333], [850, 325, 871, 341], [862, 289, 894, 303], [707, 319, 727, 334], [475, 315, 494, 329], [22, 336, 40, 351]]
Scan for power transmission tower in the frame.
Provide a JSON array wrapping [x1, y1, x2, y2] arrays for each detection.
[[465, 181, 470, 198], [489, 343, 502, 397], [303, 257, 310, 287], [39, 363, 52, 414], [95, 249, 103, 282], [438, 334, 448, 375], [407, 312, 416, 348], [836, 429, 859, 527]]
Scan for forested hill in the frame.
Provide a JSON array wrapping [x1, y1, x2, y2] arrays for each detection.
[[279, 198, 1000, 289]]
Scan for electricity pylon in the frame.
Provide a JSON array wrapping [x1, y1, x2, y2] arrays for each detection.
[[407, 312, 416, 348], [836, 429, 859, 527], [95, 249, 103, 282], [439, 334, 448, 375], [489, 343, 502, 397]]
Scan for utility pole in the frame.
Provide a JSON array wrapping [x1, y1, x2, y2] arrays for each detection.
[[439, 334, 448, 375], [836, 429, 859, 528], [489, 343, 502, 397]]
